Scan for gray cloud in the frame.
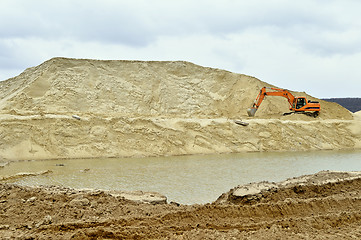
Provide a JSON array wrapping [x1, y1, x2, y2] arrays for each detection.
[[0, 1, 343, 43], [0, 1, 156, 46], [1, 0, 361, 97]]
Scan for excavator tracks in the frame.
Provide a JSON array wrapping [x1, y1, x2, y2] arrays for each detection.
[[283, 111, 319, 118]]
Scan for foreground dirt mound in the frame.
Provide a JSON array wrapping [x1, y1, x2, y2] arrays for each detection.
[[1, 171, 360, 239], [0, 58, 359, 161], [216, 170, 361, 205]]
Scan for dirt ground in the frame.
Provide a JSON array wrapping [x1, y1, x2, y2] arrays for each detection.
[[1, 171, 360, 239]]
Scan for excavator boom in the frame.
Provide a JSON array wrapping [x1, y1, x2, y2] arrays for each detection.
[[247, 87, 320, 117]]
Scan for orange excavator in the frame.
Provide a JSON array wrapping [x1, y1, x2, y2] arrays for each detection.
[[247, 87, 321, 117]]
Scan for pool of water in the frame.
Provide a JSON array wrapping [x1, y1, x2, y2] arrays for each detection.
[[1, 149, 360, 204]]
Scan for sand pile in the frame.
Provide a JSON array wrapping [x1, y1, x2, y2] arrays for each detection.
[[0, 57, 351, 119], [0, 58, 262, 118], [0, 58, 359, 160]]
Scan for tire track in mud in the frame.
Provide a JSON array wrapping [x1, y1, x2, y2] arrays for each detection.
[[40, 197, 361, 239], [33, 179, 361, 239]]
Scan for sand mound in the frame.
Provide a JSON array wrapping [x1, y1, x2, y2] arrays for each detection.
[[0, 58, 359, 160], [0, 57, 351, 119], [353, 110, 361, 120], [0, 58, 263, 118]]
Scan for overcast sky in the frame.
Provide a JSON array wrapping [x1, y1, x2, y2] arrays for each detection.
[[1, 0, 360, 98]]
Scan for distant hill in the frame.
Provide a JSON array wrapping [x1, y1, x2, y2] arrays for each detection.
[[322, 98, 361, 112]]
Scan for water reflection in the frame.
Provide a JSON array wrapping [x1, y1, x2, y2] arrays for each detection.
[[1, 150, 360, 204]]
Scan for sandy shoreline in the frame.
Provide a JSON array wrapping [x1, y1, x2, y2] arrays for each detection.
[[1, 115, 360, 161], [1, 171, 360, 239]]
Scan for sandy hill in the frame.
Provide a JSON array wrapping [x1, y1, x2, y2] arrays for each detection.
[[0, 58, 359, 161], [0, 57, 350, 119]]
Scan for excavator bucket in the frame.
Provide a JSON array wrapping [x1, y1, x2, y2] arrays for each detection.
[[247, 107, 257, 117]]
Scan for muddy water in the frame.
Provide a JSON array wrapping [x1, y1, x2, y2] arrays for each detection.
[[1, 150, 361, 204]]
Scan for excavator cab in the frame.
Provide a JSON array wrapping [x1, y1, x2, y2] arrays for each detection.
[[292, 97, 320, 115], [295, 97, 306, 110]]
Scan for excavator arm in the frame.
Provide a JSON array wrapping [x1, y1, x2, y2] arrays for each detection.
[[250, 87, 295, 108]]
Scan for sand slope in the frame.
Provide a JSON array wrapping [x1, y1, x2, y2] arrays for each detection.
[[0, 58, 359, 160], [0, 58, 351, 119]]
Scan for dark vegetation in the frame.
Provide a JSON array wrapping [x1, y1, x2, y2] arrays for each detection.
[[322, 98, 361, 112]]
